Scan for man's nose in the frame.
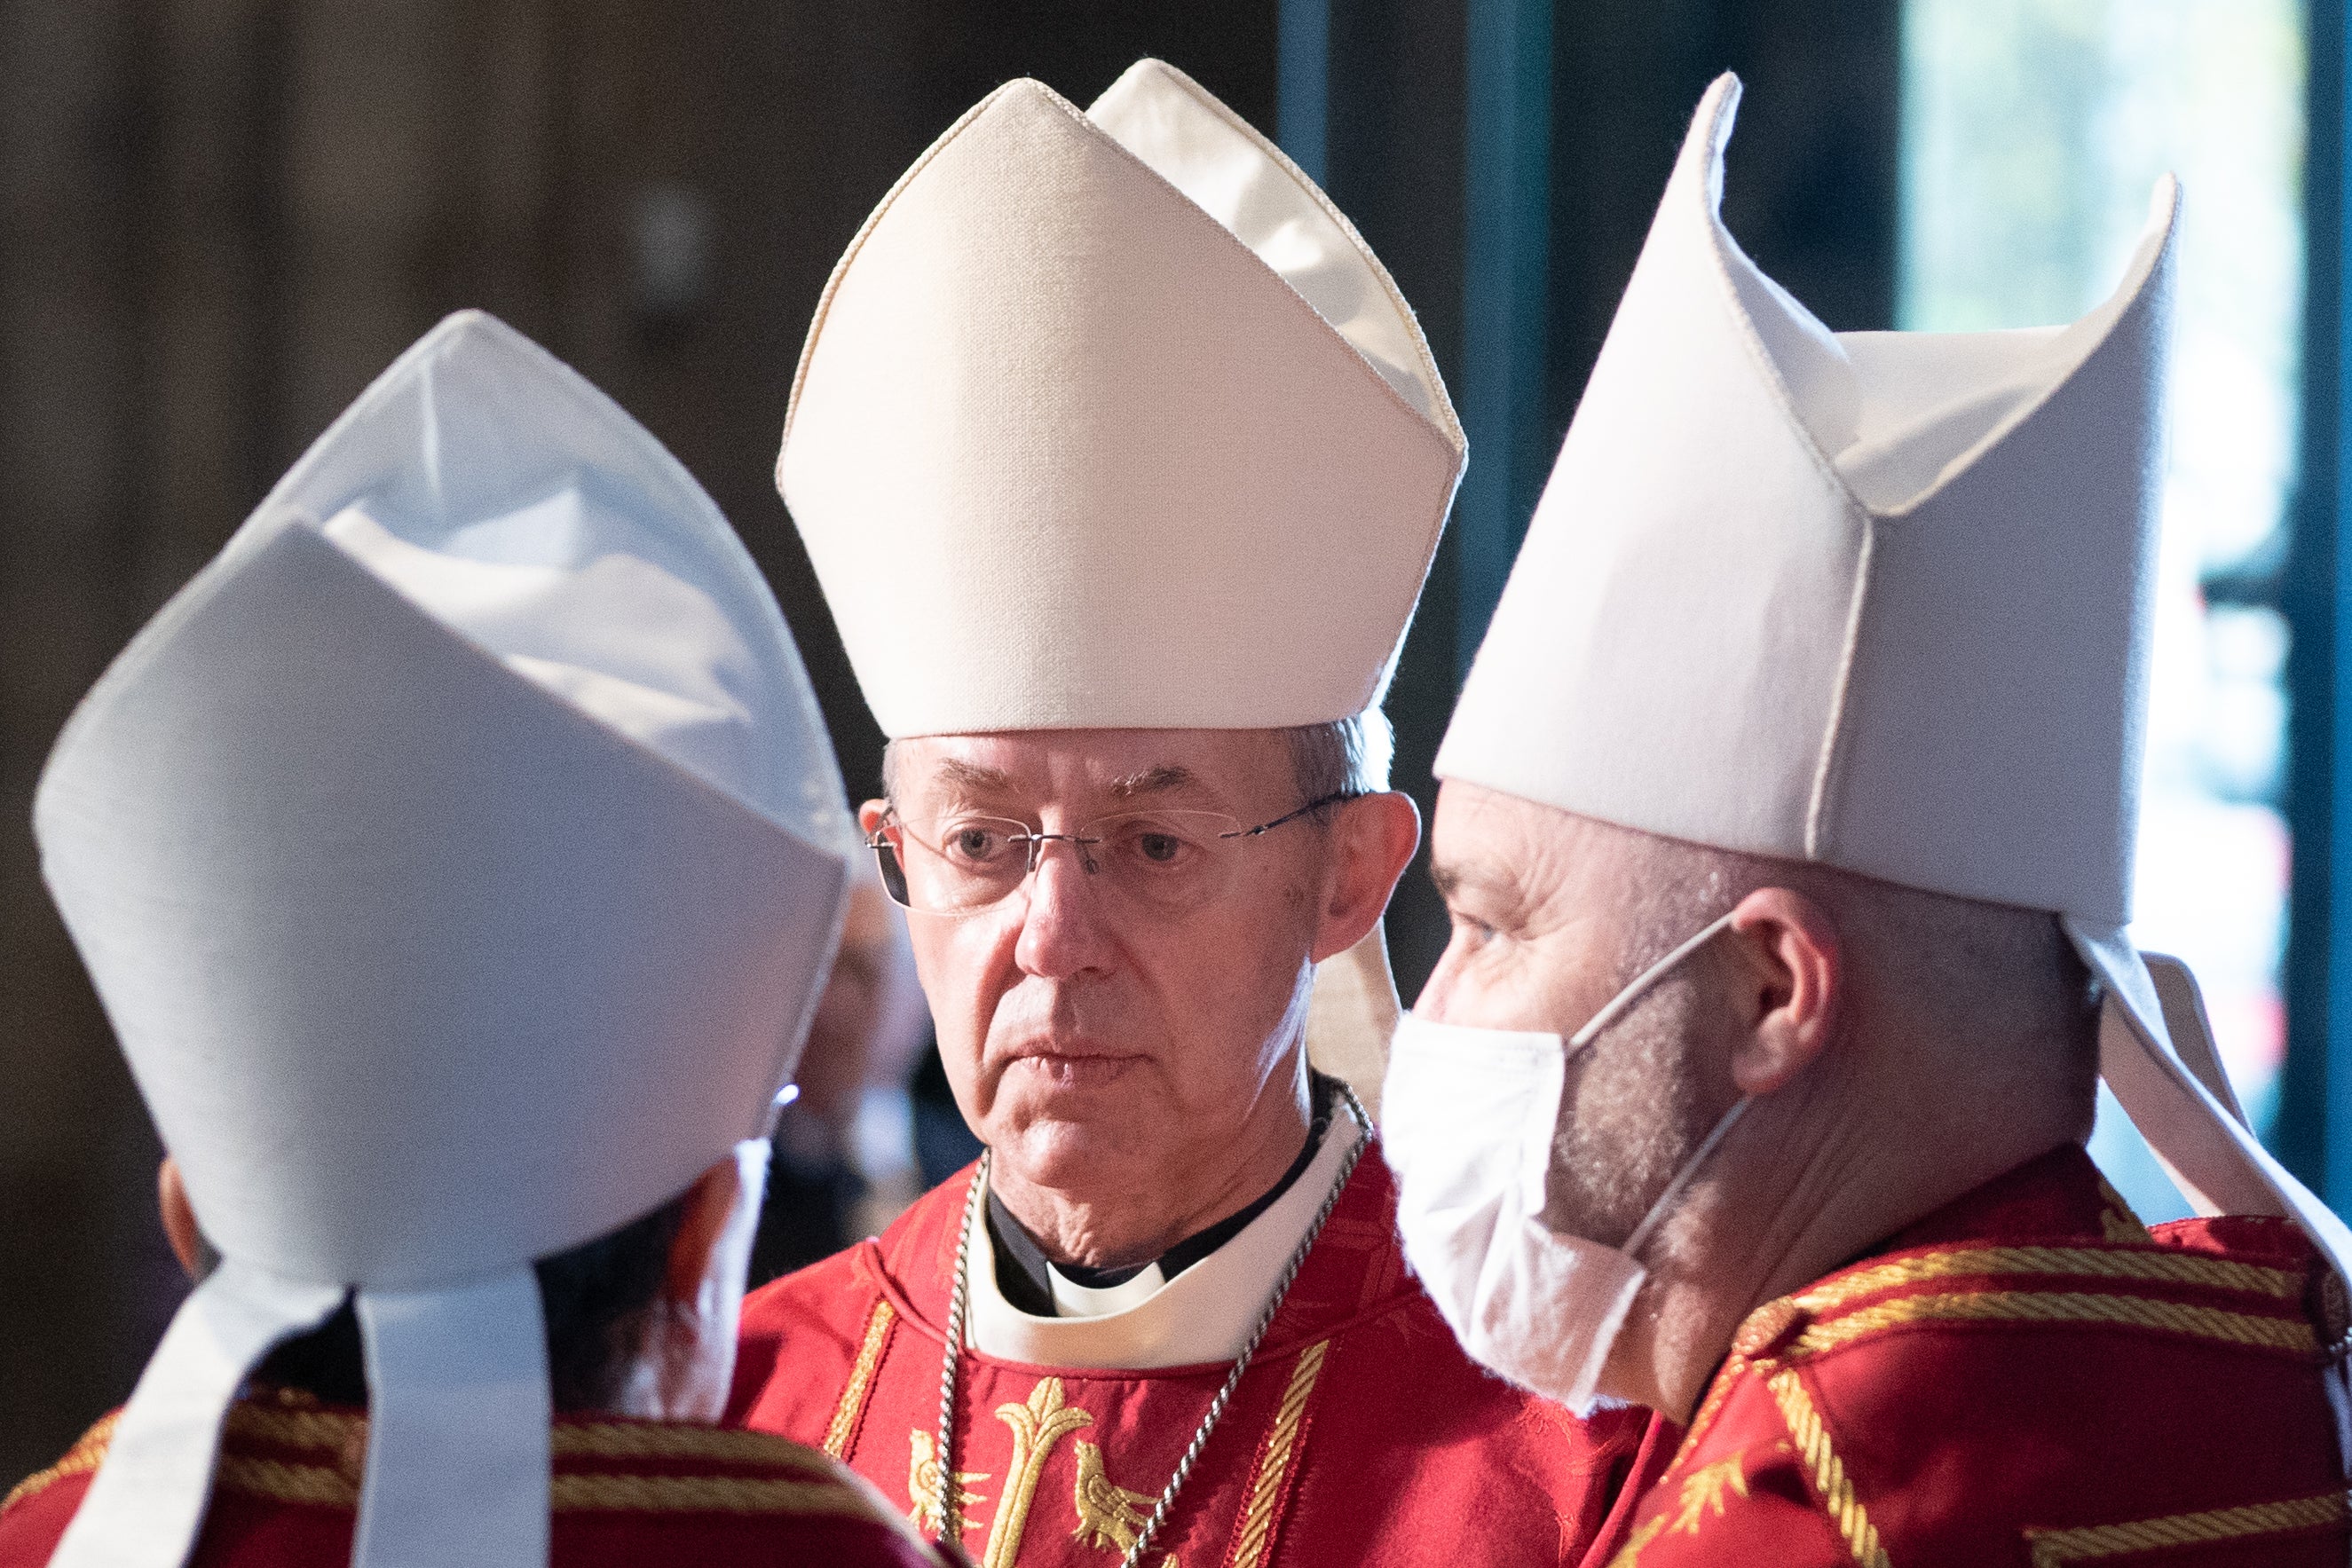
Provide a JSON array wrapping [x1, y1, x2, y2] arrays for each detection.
[[1012, 838, 1117, 979]]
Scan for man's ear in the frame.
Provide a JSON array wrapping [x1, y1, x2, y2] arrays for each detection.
[[664, 1153, 753, 1308], [1719, 886, 1841, 1096], [158, 1158, 205, 1280], [643, 1142, 769, 1424], [1312, 791, 1422, 963], [857, 798, 889, 838]]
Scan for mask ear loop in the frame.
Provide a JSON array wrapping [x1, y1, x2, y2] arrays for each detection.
[[1567, 910, 1738, 1052], [1556, 908, 1744, 1263], [1622, 1097, 1751, 1261]]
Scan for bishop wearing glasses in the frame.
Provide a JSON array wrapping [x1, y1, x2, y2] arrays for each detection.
[[726, 59, 1662, 1568]]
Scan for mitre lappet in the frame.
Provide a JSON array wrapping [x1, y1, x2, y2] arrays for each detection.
[[1439, 75, 2352, 1289], [778, 58, 1466, 1094], [35, 311, 856, 1568]]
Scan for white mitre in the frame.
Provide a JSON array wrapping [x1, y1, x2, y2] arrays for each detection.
[[36, 311, 856, 1568], [779, 57, 1463, 737], [1439, 75, 2352, 1284]]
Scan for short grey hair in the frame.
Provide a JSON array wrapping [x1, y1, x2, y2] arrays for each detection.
[[1615, 830, 2102, 1106], [1283, 708, 1393, 800]]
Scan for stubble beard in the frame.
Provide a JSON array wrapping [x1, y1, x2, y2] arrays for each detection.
[[1541, 975, 1720, 1249]]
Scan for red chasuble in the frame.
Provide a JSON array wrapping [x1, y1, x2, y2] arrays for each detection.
[[733, 1154, 1669, 1568], [0, 1386, 946, 1568], [1594, 1146, 2350, 1567]]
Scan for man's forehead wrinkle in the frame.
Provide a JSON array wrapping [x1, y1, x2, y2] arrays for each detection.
[[1430, 841, 1527, 913], [1515, 810, 1607, 923]]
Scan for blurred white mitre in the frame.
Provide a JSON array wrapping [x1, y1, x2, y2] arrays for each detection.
[[36, 311, 856, 1568]]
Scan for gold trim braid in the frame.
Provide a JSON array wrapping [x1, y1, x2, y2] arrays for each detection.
[[1227, 1338, 1332, 1568], [825, 1299, 898, 1460], [210, 1454, 886, 1518], [3, 1412, 121, 1513], [217, 1455, 359, 1508], [548, 1472, 896, 1518], [5, 1400, 885, 1525], [2024, 1491, 2350, 1564], [1788, 1288, 2318, 1360], [1792, 1245, 2302, 1316], [554, 1421, 839, 1474], [1764, 1368, 1890, 1568], [223, 1402, 355, 1453], [222, 1399, 838, 1475]]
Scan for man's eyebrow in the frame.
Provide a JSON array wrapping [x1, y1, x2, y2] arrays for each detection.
[[1431, 860, 1467, 901], [1431, 853, 1520, 911], [1107, 764, 1200, 799], [931, 758, 1017, 795]]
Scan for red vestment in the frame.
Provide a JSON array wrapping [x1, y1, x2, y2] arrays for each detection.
[[732, 1154, 1669, 1568], [0, 1386, 945, 1568], [1594, 1146, 2350, 1567]]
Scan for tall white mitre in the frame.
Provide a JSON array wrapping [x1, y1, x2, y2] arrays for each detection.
[[780, 59, 1461, 1104], [778, 57, 1464, 737], [36, 311, 856, 1568], [1439, 75, 2352, 1284]]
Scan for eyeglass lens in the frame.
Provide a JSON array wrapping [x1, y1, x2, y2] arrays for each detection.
[[871, 808, 1310, 919]]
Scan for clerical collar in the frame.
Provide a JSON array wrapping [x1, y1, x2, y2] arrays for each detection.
[[987, 1075, 1341, 1319]]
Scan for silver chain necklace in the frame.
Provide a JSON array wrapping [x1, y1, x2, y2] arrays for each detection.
[[933, 1085, 1371, 1567]]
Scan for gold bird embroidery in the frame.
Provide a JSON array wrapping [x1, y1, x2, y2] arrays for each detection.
[[907, 1428, 990, 1534], [1070, 1438, 1158, 1555]]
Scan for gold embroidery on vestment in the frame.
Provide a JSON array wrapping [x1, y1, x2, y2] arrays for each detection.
[[1605, 1514, 1668, 1568], [1666, 1349, 1751, 1475], [224, 1398, 838, 1477], [553, 1421, 838, 1473], [909, 1428, 991, 1536], [1764, 1367, 1890, 1568], [211, 1452, 893, 1520], [1787, 1287, 2317, 1359], [1071, 1439, 1159, 1553], [1788, 1245, 2301, 1317], [1671, 1451, 1749, 1534], [983, 1378, 1096, 1568], [827, 1299, 898, 1459], [907, 1348, 1338, 1568], [217, 1454, 358, 1508], [2094, 1176, 2154, 1243], [2023, 1489, 2350, 1564], [222, 1401, 359, 1455], [548, 1471, 888, 1518], [1227, 1338, 1331, 1568], [4, 1411, 121, 1513]]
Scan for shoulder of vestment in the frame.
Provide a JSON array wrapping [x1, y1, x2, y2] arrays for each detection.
[[1, 1390, 950, 1567], [1598, 1209, 2349, 1567]]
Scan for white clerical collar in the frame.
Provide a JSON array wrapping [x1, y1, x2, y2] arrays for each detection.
[[1047, 1263, 1166, 1318], [967, 1112, 1364, 1369]]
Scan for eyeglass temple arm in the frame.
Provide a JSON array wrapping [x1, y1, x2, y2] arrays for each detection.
[[1222, 791, 1361, 839]]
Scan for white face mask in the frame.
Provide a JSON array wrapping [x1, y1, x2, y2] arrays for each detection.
[[1380, 912, 1747, 1414]]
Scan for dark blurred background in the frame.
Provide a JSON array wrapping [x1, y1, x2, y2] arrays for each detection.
[[14, 0, 2339, 1485]]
